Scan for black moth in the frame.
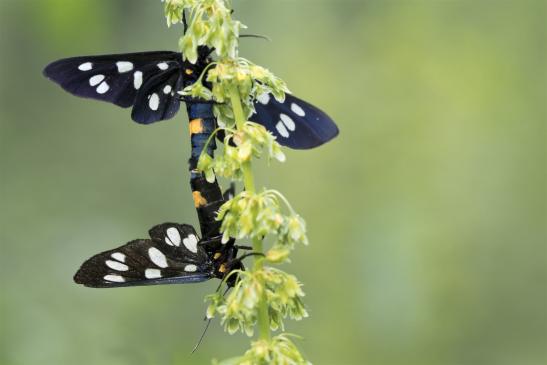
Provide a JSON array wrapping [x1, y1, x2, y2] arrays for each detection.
[[45, 47, 339, 288], [43, 50, 339, 149], [74, 222, 245, 288]]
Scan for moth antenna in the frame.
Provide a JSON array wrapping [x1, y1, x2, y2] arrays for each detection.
[[240, 34, 271, 42], [192, 286, 231, 354], [191, 318, 212, 354]]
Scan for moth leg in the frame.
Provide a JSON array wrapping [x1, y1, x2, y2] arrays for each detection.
[[182, 10, 188, 33], [229, 252, 265, 267]]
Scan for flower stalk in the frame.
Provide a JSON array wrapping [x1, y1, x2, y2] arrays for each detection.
[[229, 84, 270, 342], [229, 86, 256, 193]]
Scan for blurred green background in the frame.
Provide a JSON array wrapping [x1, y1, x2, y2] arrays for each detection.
[[1, 0, 545, 364]]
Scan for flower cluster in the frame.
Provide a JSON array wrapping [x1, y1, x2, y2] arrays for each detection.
[[216, 190, 307, 255], [214, 334, 311, 365], [164, 0, 243, 62], [181, 57, 289, 127], [206, 268, 308, 335], [197, 122, 286, 182]]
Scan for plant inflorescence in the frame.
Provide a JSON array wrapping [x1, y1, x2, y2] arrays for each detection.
[[163, 1, 311, 363]]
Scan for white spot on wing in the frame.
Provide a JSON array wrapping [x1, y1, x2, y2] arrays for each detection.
[[276, 122, 289, 138], [148, 247, 168, 268], [165, 227, 181, 246], [111, 252, 126, 262], [78, 62, 93, 71], [257, 93, 270, 105], [96, 81, 109, 94], [133, 71, 143, 89], [149, 93, 160, 111], [291, 103, 306, 117], [116, 61, 134, 73], [185, 264, 198, 272], [105, 260, 129, 271], [280, 114, 296, 131], [163, 85, 172, 94], [89, 74, 104, 86], [104, 275, 124, 283], [157, 62, 169, 70], [145, 269, 162, 279], [183, 234, 198, 253]]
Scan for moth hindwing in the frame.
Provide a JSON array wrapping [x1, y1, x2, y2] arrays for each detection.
[[250, 92, 339, 149]]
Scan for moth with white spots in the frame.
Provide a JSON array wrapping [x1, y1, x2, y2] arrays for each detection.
[[43, 50, 338, 149], [74, 222, 244, 288]]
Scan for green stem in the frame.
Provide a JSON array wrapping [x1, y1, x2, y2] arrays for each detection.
[[229, 84, 271, 341], [252, 237, 271, 340], [230, 84, 246, 131], [242, 161, 255, 193]]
